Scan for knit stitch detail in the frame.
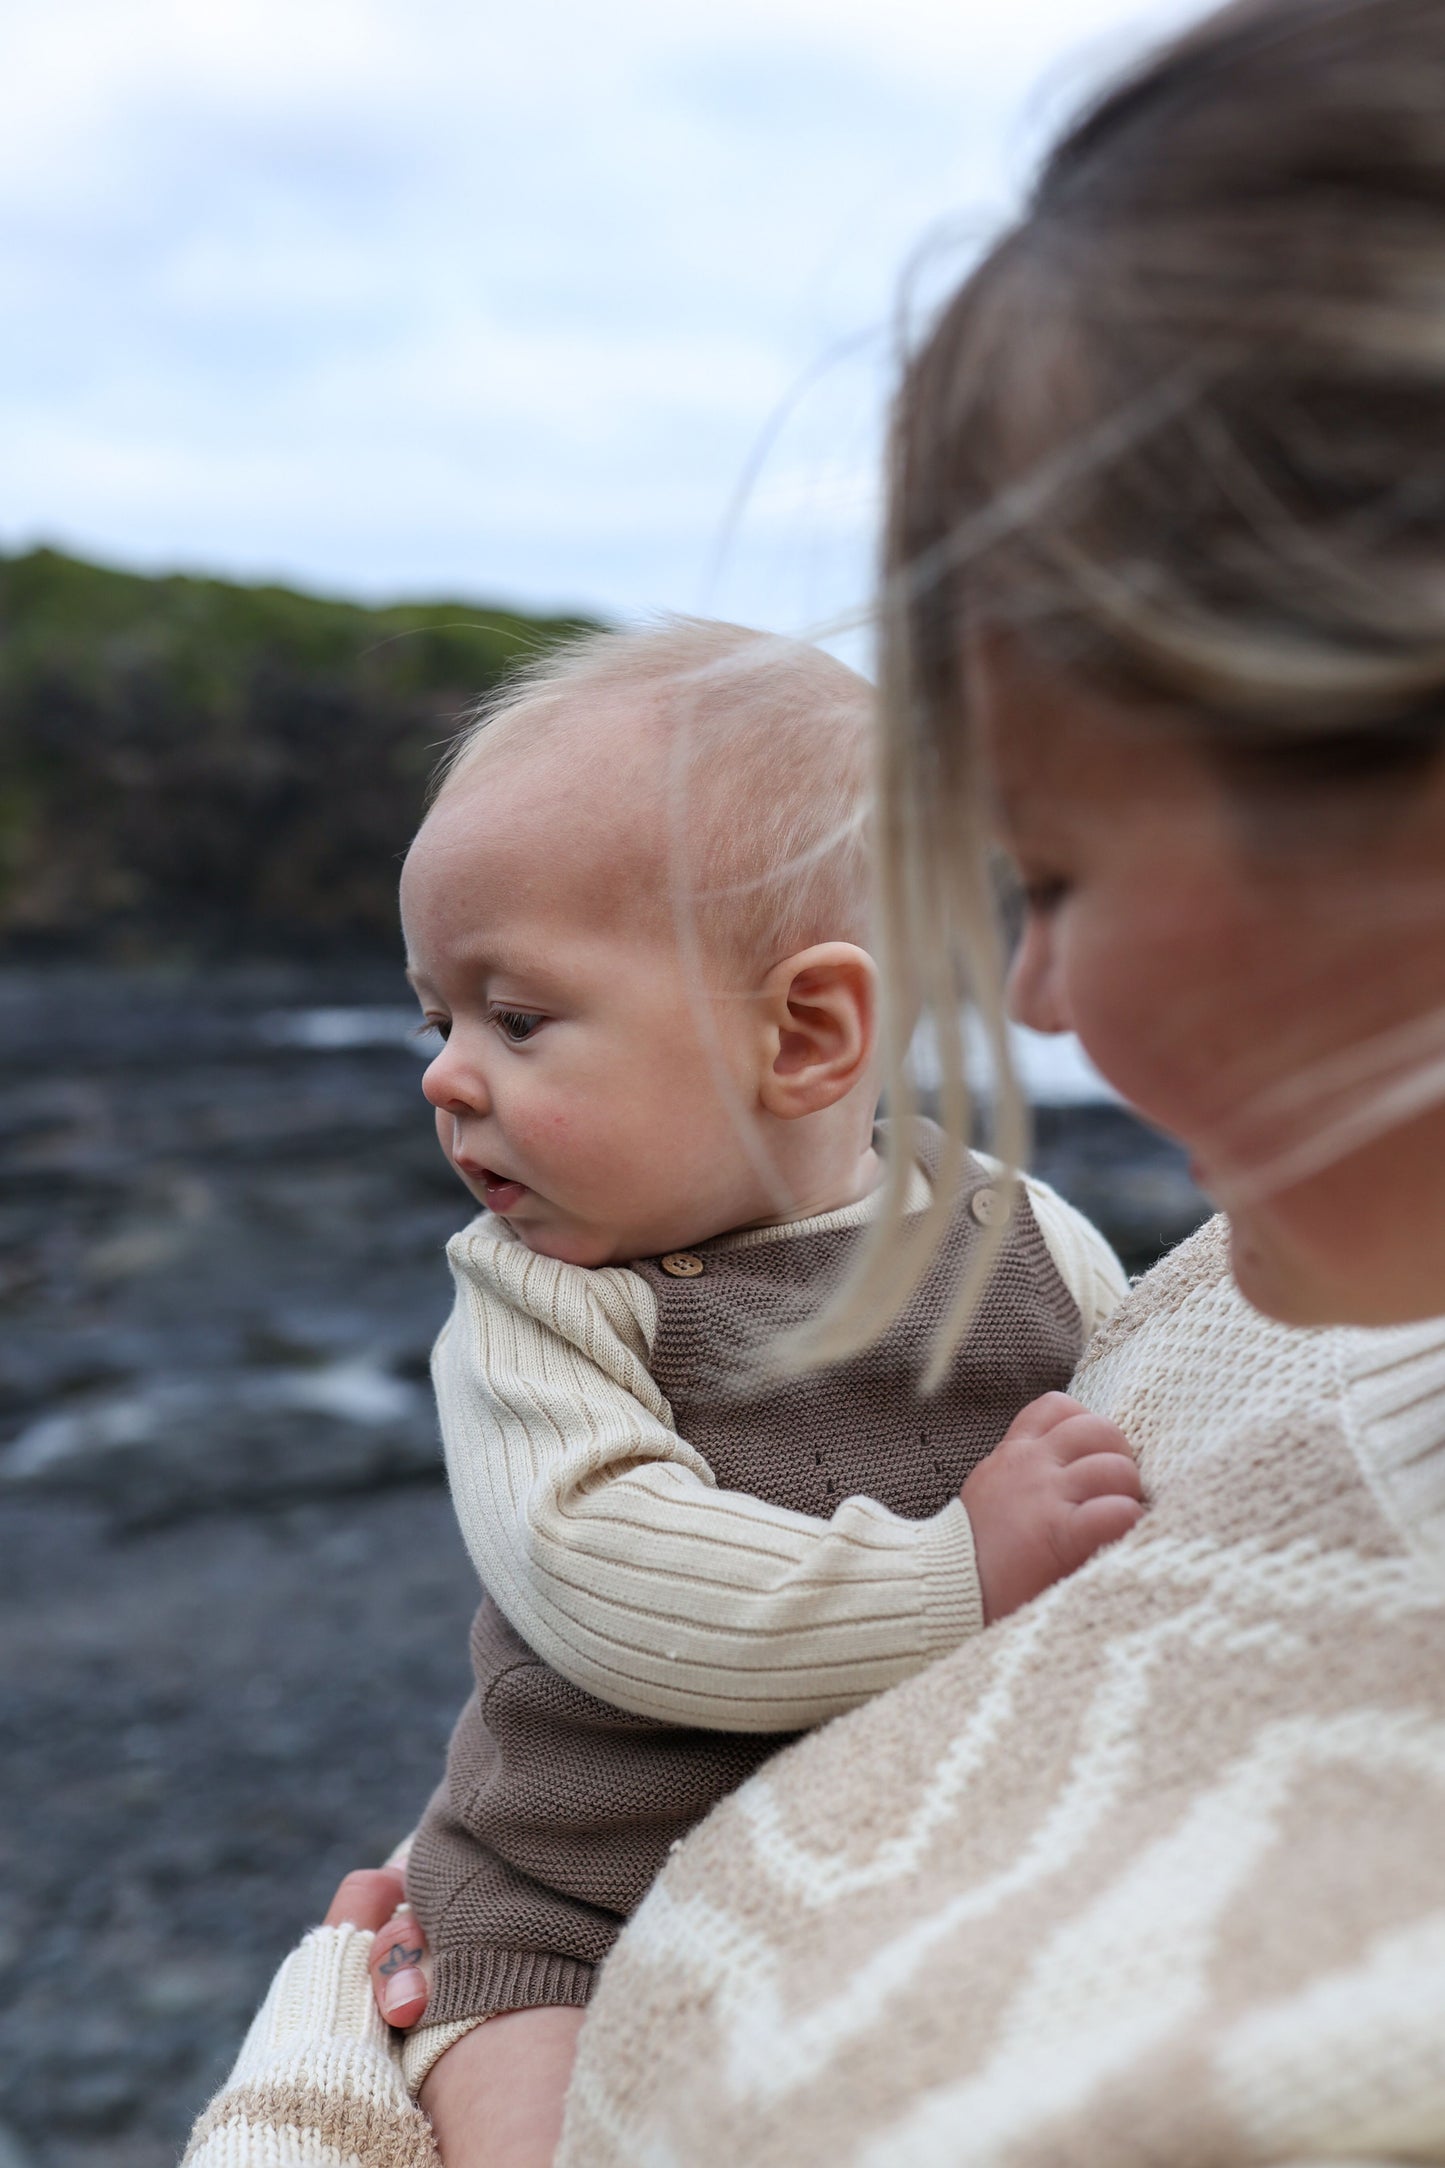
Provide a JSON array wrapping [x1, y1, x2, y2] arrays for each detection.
[[918, 1497, 984, 1649], [555, 1221, 1445, 2167], [398, 2014, 487, 2099], [1340, 1317, 1445, 1568], [428, 1946, 595, 2020], [184, 2084, 440, 2168]]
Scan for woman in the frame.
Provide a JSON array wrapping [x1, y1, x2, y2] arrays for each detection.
[[187, 0, 1445, 2159]]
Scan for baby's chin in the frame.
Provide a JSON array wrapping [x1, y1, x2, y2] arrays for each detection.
[[509, 1217, 626, 1270]]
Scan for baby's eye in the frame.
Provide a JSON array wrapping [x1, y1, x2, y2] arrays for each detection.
[[413, 1016, 450, 1043], [492, 1008, 544, 1044]]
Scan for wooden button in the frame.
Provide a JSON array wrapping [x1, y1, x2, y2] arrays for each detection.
[[660, 1251, 705, 1278], [969, 1186, 998, 1227]]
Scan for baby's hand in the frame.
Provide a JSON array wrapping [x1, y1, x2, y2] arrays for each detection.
[[961, 1392, 1144, 1624]]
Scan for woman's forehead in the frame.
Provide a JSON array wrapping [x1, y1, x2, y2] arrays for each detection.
[[970, 635, 1211, 837]]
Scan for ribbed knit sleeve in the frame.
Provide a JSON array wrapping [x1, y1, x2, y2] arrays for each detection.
[[432, 1221, 983, 1732], [182, 1924, 439, 2167]]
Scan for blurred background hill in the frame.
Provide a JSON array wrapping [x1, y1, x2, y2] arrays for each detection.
[[0, 546, 593, 959]]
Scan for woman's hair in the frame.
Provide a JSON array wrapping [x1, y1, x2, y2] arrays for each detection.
[[810, 0, 1445, 1382]]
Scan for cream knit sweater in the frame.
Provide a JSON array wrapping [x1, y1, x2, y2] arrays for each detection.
[[185, 1216, 1445, 2167], [562, 1216, 1445, 2167]]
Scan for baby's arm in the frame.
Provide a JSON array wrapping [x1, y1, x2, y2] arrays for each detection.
[[435, 1199, 1134, 1735], [438, 1224, 976, 1732]]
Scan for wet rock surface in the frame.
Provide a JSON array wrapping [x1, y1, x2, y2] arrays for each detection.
[[0, 965, 1208, 2166]]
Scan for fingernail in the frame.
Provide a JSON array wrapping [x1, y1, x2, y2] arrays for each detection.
[[382, 1969, 427, 2019]]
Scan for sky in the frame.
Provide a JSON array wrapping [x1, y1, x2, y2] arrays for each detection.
[[0, 0, 1195, 640]]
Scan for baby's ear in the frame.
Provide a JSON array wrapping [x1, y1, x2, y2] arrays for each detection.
[[758, 943, 876, 1119]]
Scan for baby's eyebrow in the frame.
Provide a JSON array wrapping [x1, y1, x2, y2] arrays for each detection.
[[405, 949, 570, 1001]]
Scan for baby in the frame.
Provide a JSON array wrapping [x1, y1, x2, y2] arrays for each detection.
[[387, 620, 1141, 2167]]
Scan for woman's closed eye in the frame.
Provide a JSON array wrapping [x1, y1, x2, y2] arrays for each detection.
[[491, 1007, 545, 1044], [1022, 876, 1071, 916]]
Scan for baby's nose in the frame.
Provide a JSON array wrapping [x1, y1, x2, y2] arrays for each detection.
[[421, 1042, 489, 1116]]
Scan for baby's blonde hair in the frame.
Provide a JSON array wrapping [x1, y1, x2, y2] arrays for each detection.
[[435, 616, 875, 984]]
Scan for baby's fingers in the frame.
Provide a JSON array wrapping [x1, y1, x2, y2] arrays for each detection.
[[1048, 1412, 1136, 1465], [368, 1901, 433, 2029], [1064, 1450, 1144, 1505], [1001, 1391, 1085, 1441], [1066, 1491, 1146, 1568]]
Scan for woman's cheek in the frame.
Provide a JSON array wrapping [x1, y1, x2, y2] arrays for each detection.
[[1065, 927, 1222, 1147]]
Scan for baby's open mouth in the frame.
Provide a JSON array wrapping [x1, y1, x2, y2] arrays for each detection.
[[479, 1168, 528, 1213]]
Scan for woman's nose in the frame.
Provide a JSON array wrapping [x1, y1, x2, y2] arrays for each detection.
[[421, 1041, 490, 1116], [1005, 916, 1071, 1037]]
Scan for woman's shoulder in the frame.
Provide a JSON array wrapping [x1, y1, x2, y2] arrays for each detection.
[[1069, 1214, 1340, 1496], [1076, 1213, 1234, 1369], [1071, 1218, 1445, 1570]]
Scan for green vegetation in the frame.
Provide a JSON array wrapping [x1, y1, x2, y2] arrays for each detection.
[[0, 546, 599, 956]]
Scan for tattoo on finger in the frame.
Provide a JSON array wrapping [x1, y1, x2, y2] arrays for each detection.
[[378, 1942, 424, 1976]]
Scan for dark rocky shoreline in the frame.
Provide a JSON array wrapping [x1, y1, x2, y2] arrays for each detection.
[[0, 965, 1209, 2168]]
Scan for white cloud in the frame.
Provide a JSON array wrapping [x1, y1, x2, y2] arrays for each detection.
[[0, 0, 1196, 629]]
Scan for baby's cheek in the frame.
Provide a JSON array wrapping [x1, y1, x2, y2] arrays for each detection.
[[506, 1097, 587, 1177]]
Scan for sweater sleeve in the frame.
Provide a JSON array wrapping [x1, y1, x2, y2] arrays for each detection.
[[181, 1923, 441, 2168], [433, 1222, 982, 1734]]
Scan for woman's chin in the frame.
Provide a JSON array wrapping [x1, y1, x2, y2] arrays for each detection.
[[1225, 1210, 1427, 1330], [1224, 1213, 1331, 1327]]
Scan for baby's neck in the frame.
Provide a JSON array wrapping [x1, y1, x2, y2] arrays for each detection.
[[719, 1115, 883, 1243]]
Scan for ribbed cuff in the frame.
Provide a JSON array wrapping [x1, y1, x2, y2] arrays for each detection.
[[401, 2014, 488, 2098], [918, 1497, 985, 1652], [425, 1947, 596, 2027]]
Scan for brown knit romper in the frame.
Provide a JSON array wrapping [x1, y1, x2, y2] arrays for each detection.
[[408, 1128, 1083, 2026]]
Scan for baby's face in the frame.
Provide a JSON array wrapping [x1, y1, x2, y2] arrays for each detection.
[[400, 744, 773, 1267]]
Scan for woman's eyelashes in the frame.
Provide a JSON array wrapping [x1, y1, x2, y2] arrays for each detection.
[[1022, 876, 1071, 916]]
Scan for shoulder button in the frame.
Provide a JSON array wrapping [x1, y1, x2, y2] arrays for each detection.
[[969, 1186, 999, 1227], [660, 1251, 706, 1279]]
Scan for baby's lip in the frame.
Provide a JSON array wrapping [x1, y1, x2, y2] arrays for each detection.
[[478, 1167, 528, 1213]]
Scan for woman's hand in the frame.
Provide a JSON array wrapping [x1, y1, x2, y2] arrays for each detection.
[[962, 1391, 1144, 1624], [321, 1867, 433, 2028]]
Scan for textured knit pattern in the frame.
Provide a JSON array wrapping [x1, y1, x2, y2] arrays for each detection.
[[182, 1925, 439, 2168], [183, 1218, 1445, 2168], [558, 1216, 1445, 2168], [409, 1135, 1092, 2028]]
